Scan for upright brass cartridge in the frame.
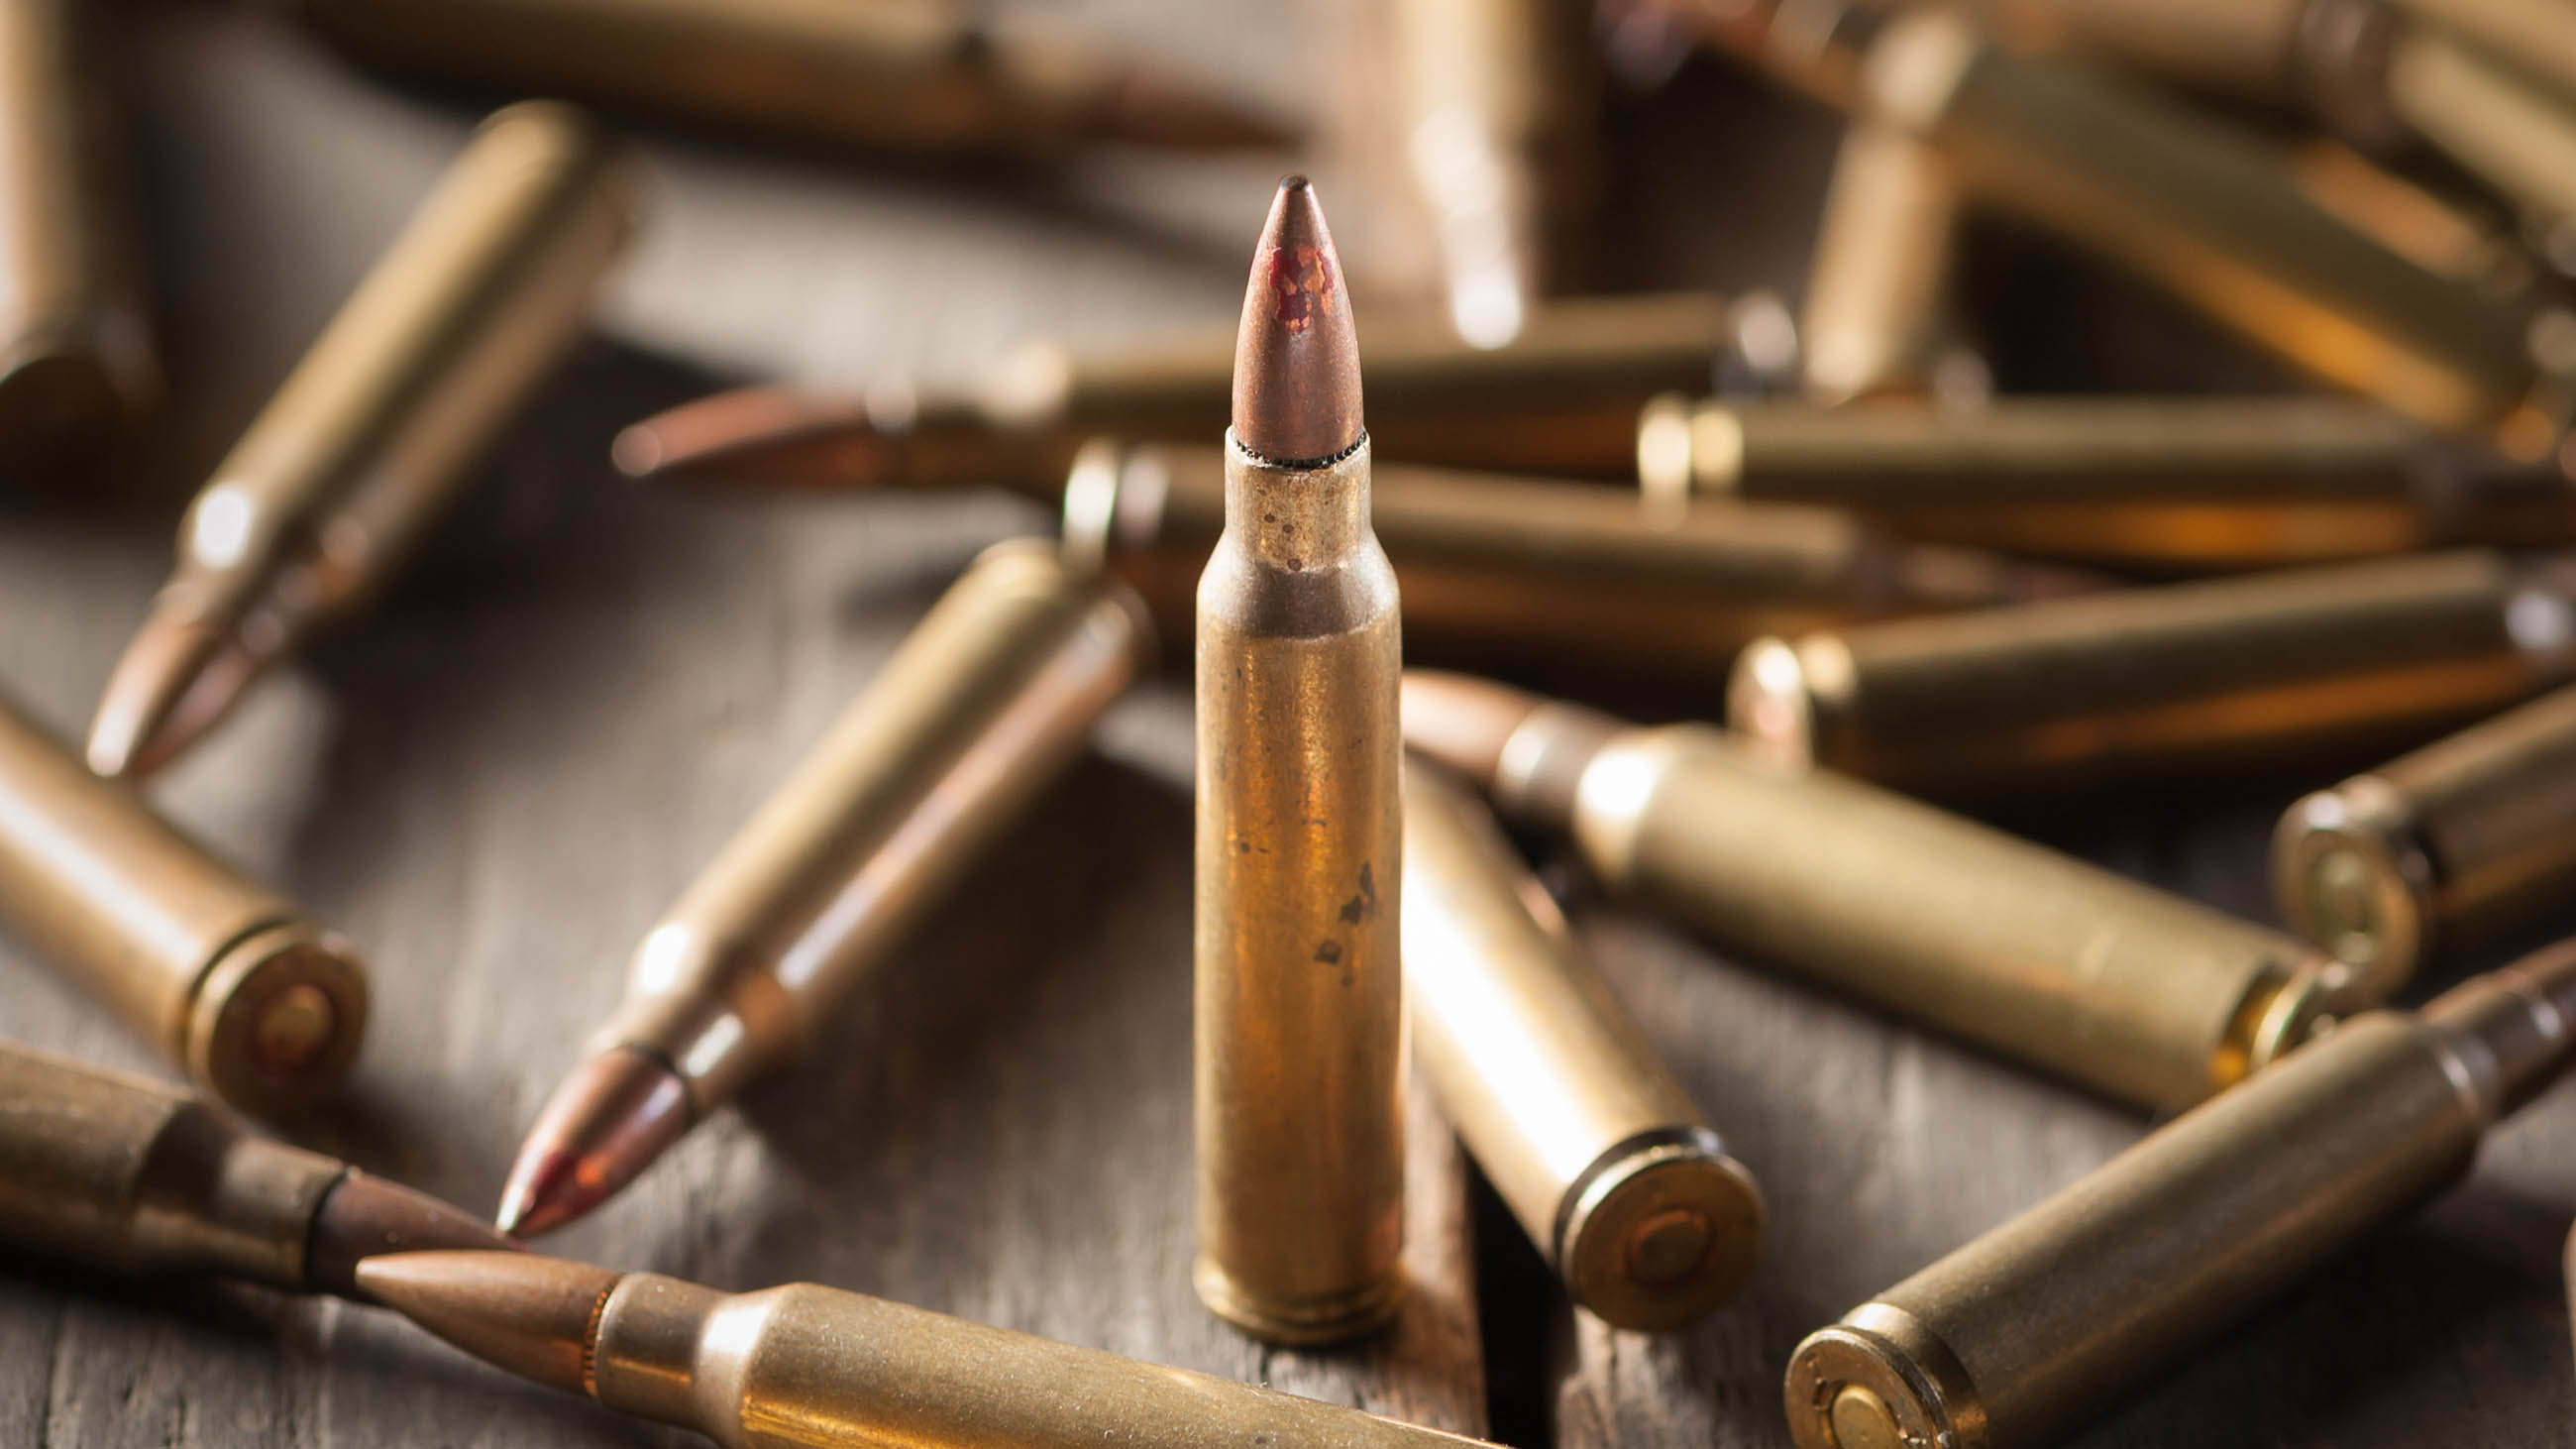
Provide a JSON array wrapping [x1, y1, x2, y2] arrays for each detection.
[[1401, 675, 2360, 1111], [1798, 120, 1960, 404], [297, 0, 1289, 160], [1638, 393, 2575, 568], [1402, 763, 1763, 1331], [0, 0, 157, 474], [2277, 681, 2576, 989], [86, 102, 641, 779], [1194, 180, 1406, 1343], [0, 1039, 508, 1296], [1066, 439, 2096, 682], [496, 538, 1154, 1237], [1786, 939, 2576, 1449], [361, 1252, 1496, 1448], [0, 693, 366, 1117], [1731, 550, 2576, 801], [612, 291, 1736, 492]]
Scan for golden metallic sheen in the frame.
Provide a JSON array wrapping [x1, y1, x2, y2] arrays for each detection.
[[360, 1252, 1498, 1447], [1798, 120, 1959, 404], [0, 693, 366, 1117], [0, 0, 157, 475], [1403, 763, 1762, 1331], [1730, 550, 2576, 803], [1786, 938, 2576, 1449], [1403, 675, 2360, 1112], [2277, 681, 2576, 990], [500, 537, 1154, 1236]]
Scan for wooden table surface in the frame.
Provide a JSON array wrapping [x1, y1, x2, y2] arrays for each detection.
[[1, 4, 2570, 1447]]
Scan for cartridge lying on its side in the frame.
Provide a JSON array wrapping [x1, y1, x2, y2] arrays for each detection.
[[1402, 673, 2361, 1111], [497, 538, 1154, 1237], [360, 1251, 1498, 1448], [1730, 550, 2576, 801], [1786, 938, 2576, 1449], [2277, 680, 2576, 989], [1402, 762, 1763, 1331], [0, 1039, 507, 1296], [0, 693, 366, 1116]]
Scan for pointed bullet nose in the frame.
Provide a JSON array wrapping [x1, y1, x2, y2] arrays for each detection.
[[1232, 175, 1362, 464], [496, 1047, 693, 1238], [356, 1250, 618, 1396]]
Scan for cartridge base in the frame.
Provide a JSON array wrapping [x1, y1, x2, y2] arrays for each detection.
[[186, 921, 369, 1117], [2273, 777, 2431, 994], [1785, 1305, 1986, 1449], [1556, 1129, 1764, 1332], [1192, 1256, 1405, 1346]]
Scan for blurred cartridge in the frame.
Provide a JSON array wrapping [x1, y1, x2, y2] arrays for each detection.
[[2389, 25, 2576, 239], [1065, 439, 2096, 683], [1799, 120, 1961, 404], [1731, 550, 2576, 801], [0, 692, 366, 1117], [0, 0, 157, 475], [2277, 681, 2576, 991], [295, 0, 1287, 159], [87, 102, 640, 779], [1964, 0, 2401, 137], [1402, 763, 1763, 1331], [0, 1039, 507, 1297], [1786, 938, 2576, 1449], [1402, 675, 2358, 1112], [498, 539, 1155, 1237], [1639, 393, 2576, 569], [613, 291, 1737, 492]]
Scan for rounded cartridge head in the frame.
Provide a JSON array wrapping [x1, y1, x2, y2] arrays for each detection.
[[1557, 1129, 1764, 1332], [2272, 775, 2431, 994], [187, 921, 369, 1117], [1785, 1305, 1986, 1449]]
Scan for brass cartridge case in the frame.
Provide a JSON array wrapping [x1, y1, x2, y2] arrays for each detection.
[[96, 102, 638, 777], [1067, 439, 2096, 682], [2393, 0, 2576, 107], [1858, 8, 2553, 443], [1639, 393, 2575, 569], [1402, 763, 1763, 1331], [366, 1254, 1498, 1448], [1785, 938, 2576, 1449], [600, 538, 1154, 1117], [2277, 681, 2576, 989], [619, 292, 1736, 492], [1730, 550, 2576, 801], [2389, 25, 2576, 233], [1194, 433, 1407, 1343], [0, 0, 156, 473], [1799, 120, 1960, 405], [1966, 0, 2399, 136], [0, 695, 365, 1117], [296, 0, 1287, 159], [1410, 681, 2358, 1111]]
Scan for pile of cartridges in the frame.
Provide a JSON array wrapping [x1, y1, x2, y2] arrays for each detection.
[[8, 0, 2576, 1445]]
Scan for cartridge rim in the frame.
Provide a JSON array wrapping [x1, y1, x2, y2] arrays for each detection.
[[1190, 1256, 1406, 1346], [1556, 1130, 1765, 1332], [186, 922, 369, 1117], [1784, 1307, 1987, 1449], [2272, 778, 2429, 996]]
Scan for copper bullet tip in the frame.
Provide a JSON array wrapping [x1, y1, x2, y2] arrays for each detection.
[[356, 1250, 619, 1397], [496, 1046, 692, 1238], [1231, 176, 1363, 466], [1399, 671, 1547, 790], [86, 611, 261, 779], [307, 1170, 521, 1301]]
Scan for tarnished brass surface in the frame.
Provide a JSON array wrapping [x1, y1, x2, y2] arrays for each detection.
[[1730, 551, 2576, 800], [1069, 439, 2093, 682], [1861, 8, 2551, 442], [1639, 393, 2572, 568], [1798, 121, 1958, 404], [1420, 686, 2358, 1111], [1786, 939, 2576, 1449], [1194, 434, 1406, 1343], [1402, 763, 1762, 1331], [297, 0, 1286, 158], [602, 538, 1154, 1113], [97, 101, 638, 775], [0, 0, 156, 475], [0, 694, 365, 1116], [2277, 681, 2576, 989], [0, 1039, 339, 1289]]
